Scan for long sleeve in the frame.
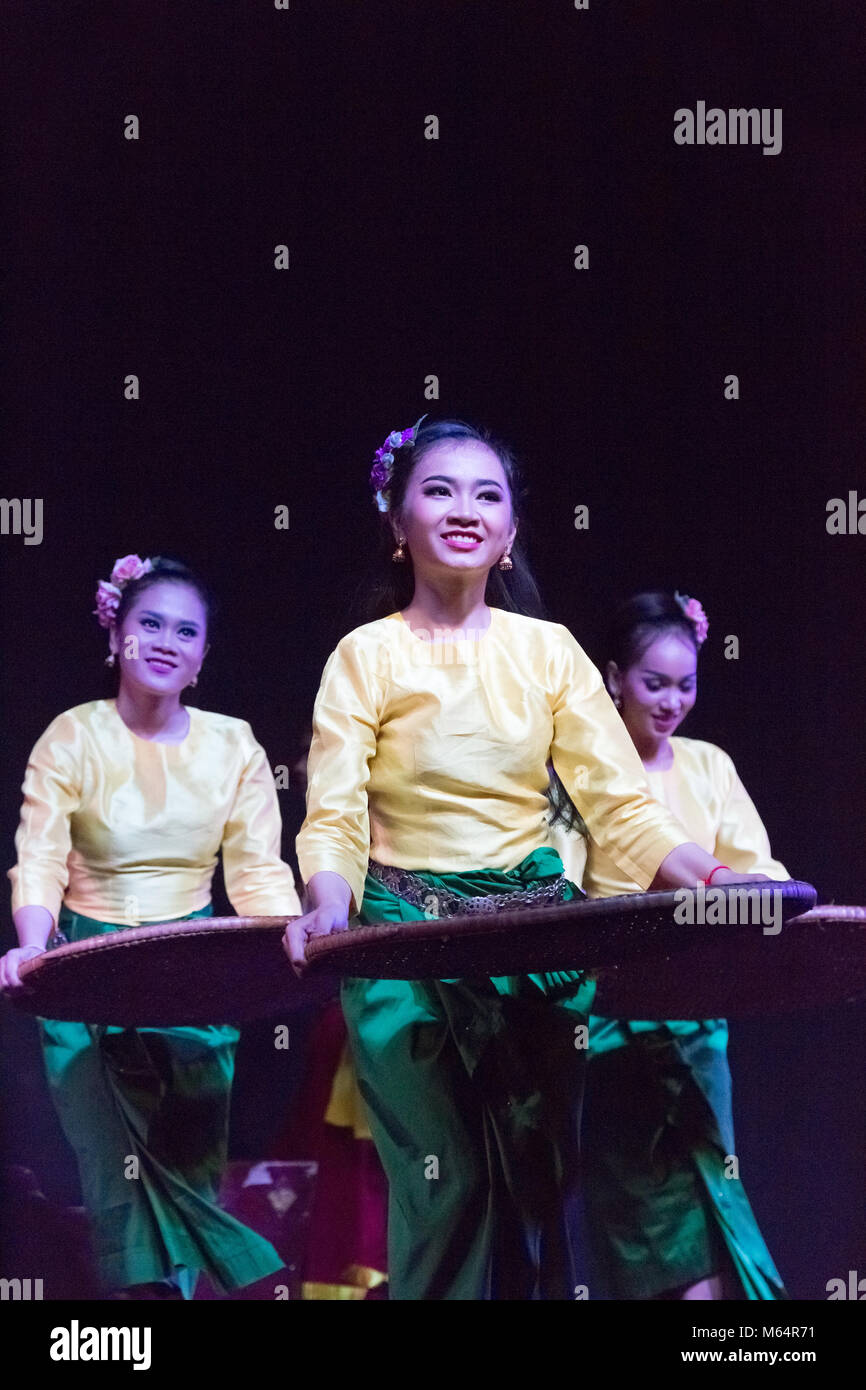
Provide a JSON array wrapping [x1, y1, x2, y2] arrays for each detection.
[[548, 626, 691, 888], [221, 732, 302, 916], [8, 713, 82, 923], [295, 635, 384, 915], [713, 753, 789, 880]]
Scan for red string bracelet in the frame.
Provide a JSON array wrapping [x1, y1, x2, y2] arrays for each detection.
[[703, 864, 731, 886]]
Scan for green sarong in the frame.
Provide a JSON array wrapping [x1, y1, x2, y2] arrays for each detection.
[[341, 846, 595, 1301], [38, 904, 284, 1297], [583, 1016, 787, 1300]]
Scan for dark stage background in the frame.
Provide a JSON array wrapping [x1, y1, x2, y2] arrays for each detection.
[[1, 2, 864, 1298]]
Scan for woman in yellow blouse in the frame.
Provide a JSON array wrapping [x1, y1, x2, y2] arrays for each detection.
[[1, 554, 302, 1299], [284, 417, 765, 1300], [573, 589, 787, 1300]]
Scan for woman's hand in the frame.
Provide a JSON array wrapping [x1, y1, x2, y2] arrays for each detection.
[[652, 844, 774, 890], [283, 903, 349, 977], [284, 870, 353, 976], [706, 868, 770, 886], [0, 945, 45, 993]]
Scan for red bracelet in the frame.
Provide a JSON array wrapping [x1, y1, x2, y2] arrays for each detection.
[[703, 864, 731, 886]]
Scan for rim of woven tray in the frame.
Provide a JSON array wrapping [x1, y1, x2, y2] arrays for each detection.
[[304, 879, 813, 964], [18, 916, 296, 977], [789, 905, 866, 922]]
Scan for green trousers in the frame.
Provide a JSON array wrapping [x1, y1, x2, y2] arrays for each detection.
[[38, 905, 284, 1297], [341, 847, 595, 1300], [583, 1017, 787, 1300]]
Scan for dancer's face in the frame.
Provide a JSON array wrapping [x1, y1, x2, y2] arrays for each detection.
[[111, 581, 209, 698], [612, 633, 698, 746], [397, 440, 516, 580]]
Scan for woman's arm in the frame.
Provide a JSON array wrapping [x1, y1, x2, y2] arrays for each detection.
[[294, 634, 383, 917], [548, 629, 762, 890], [221, 731, 303, 916], [3, 716, 81, 990], [286, 633, 384, 974], [304, 870, 354, 915], [712, 749, 790, 879], [650, 843, 747, 889]]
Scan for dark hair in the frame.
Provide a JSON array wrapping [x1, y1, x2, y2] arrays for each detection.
[[547, 766, 588, 839], [363, 418, 546, 622], [113, 557, 217, 633], [548, 591, 703, 840], [607, 591, 701, 675]]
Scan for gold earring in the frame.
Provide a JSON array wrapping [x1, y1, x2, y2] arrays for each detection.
[[392, 538, 406, 562], [105, 653, 116, 668], [498, 550, 513, 571]]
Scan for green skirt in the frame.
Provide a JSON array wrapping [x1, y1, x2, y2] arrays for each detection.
[[583, 1017, 787, 1300], [341, 846, 595, 1300], [38, 904, 284, 1298]]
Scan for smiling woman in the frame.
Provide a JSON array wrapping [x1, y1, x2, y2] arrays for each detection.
[[105, 556, 214, 740], [1, 553, 302, 1299], [578, 590, 789, 1302], [364, 418, 544, 624], [285, 419, 768, 1301]]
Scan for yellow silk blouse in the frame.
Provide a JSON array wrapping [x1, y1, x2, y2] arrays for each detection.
[[296, 609, 693, 914], [8, 700, 302, 926], [580, 736, 789, 898], [565, 734, 790, 1045]]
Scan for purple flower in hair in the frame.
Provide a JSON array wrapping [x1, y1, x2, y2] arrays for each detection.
[[94, 580, 123, 629], [368, 414, 428, 512], [370, 459, 390, 491], [93, 553, 153, 628]]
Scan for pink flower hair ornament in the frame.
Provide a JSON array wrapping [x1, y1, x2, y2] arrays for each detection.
[[369, 414, 428, 512], [93, 554, 153, 628], [674, 591, 709, 647]]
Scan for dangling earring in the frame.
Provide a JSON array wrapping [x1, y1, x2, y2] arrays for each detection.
[[498, 550, 513, 571], [105, 653, 116, 668], [392, 537, 406, 562]]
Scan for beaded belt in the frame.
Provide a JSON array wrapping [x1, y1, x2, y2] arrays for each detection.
[[366, 859, 570, 919]]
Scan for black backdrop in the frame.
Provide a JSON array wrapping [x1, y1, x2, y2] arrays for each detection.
[[1, 1, 864, 1298]]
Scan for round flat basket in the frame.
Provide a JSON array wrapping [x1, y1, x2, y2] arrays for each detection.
[[592, 903, 866, 1019], [13, 917, 338, 1026], [305, 879, 817, 994]]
